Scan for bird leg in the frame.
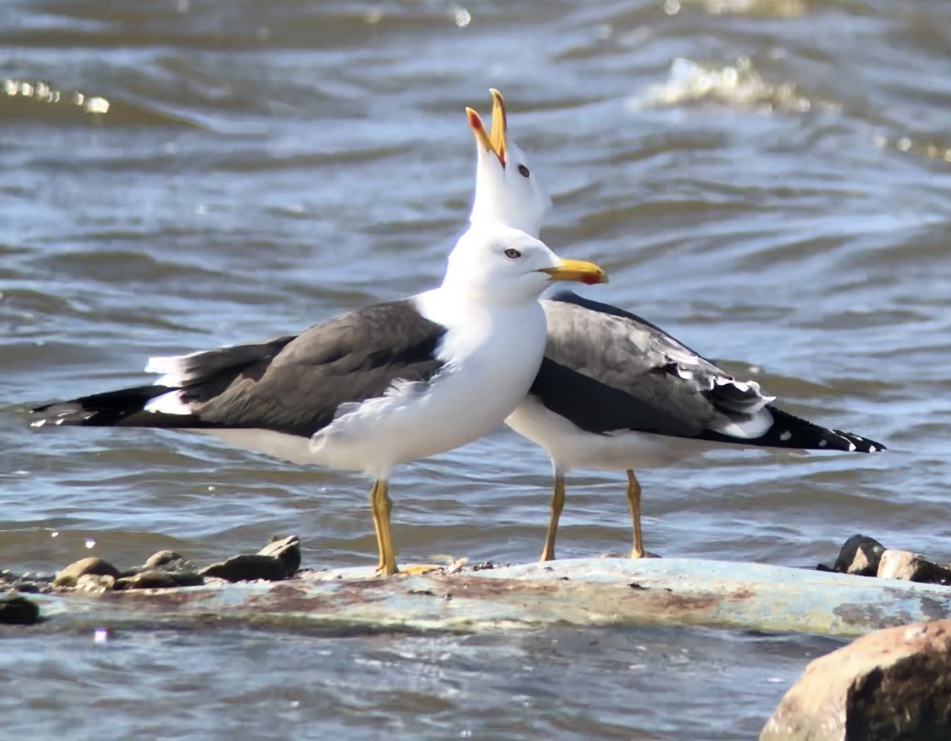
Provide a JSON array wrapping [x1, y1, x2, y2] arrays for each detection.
[[369, 480, 440, 576], [370, 479, 398, 576], [626, 470, 645, 559], [540, 473, 566, 562]]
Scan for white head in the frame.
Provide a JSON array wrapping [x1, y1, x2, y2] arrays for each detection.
[[442, 222, 606, 306], [467, 89, 551, 239]]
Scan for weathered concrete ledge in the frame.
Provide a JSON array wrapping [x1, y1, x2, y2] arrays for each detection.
[[21, 557, 951, 637]]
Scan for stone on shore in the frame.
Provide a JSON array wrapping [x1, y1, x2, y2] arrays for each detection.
[[200, 554, 291, 583], [833, 535, 885, 577], [258, 535, 301, 576], [53, 557, 121, 588], [760, 619, 951, 741], [877, 550, 951, 585], [0, 594, 41, 625], [200, 536, 301, 583], [143, 550, 189, 570], [114, 569, 205, 591]]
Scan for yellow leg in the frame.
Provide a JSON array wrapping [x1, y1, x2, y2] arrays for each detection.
[[370, 479, 398, 576], [540, 474, 566, 562], [626, 470, 645, 559]]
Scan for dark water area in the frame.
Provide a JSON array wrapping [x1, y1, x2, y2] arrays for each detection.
[[2, 0, 950, 736]]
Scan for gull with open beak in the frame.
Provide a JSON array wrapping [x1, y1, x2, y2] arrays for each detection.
[[465, 89, 886, 562]]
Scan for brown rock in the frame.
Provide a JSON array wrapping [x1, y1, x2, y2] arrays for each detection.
[[54, 557, 121, 588], [114, 569, 204, 591], [144, 550, 187, 569], [257, 535, 301, 576], [833, 535, 885, 577], [0, 595, 40, 625], [877, 550, 951, 585], [761, 620, 951, 741], [75, 574, 116, 592]]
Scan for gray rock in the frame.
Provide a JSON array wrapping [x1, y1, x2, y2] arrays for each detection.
[[144, 550, 187, 569], [114, 569, 204, 591], [761, 620, 951, 741], [0, 595, 41, 625], [54, 557, 121, 588], [877, 549, 951, 584], [200, 554, 289, 583], [833, 534, 885, 577], [257, 535, 301, 576]]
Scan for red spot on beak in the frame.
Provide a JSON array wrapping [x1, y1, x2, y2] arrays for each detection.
[[467, 108, 484, 132]]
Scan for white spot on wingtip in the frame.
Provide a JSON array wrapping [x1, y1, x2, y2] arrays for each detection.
[[848, 442, 856, 452], [818, 439, 828, 447], [143, 390, 191, 415], [869, 445, 878, 452], [779, 431, 792, 441], [55, 418, 66, 425], [30, 419, 46, 428]]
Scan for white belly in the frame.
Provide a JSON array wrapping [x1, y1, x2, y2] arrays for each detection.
[[506, 395, 717, 474]]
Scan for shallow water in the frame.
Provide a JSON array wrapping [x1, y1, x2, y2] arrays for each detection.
[[2, 0, 950, 736]]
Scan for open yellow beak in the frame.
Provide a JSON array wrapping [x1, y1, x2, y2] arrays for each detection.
[[466, 107, 494, 157], [488, 88, 507, 166], [540, 258, 608, 286], [465, 88, 508, 167]]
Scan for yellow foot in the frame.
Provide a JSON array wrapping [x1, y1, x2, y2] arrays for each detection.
[[398, 563, 444, 576]]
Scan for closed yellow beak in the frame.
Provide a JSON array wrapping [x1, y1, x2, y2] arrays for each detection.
[[539, 258, 608, 285]]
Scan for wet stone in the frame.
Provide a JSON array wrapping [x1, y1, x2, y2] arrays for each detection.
[[761, 619, 951, 741], [144, 550, 188, 570], [833, 534, 886, 577], [877, 549, 951, 585], [114, 569, 204, 591], [257, 535, 301, 576], [54, 557, 121, 588], [0, 595, 41, 625], [200, 554, 289, 583], [76, 574, 116, 592]]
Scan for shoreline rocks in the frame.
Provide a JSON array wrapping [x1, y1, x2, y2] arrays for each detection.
[[826, 534, 951, 587], [1, 535, 301, 603], [761, 619, 951, 741]]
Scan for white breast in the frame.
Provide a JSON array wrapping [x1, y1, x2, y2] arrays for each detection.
[[310, 292, 548, 479]]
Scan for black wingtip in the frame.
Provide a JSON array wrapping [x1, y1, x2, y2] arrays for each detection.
[[29, 384, 177, 428], [757, 407, 885, 453], [697, 406, 885, 453]]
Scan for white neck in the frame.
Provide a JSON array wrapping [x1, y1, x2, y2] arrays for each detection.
[[468, 174, 544, 238]]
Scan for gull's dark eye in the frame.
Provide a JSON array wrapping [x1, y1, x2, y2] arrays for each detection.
[[517, 164, 530, 178], [504, 248, 522, 259]]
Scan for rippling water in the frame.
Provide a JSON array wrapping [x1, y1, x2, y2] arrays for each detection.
[[2, 0, 950, 736]]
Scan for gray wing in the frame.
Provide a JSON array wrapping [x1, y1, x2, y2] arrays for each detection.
[[31, 300, 448, 438], [531, 291, 885, 453], [535, 292, 772, 440]]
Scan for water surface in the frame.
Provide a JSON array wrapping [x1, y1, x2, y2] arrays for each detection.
[[2, 0, 950, 736]]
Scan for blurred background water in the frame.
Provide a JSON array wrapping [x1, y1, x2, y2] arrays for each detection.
[[2, 0, 950, 737]]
